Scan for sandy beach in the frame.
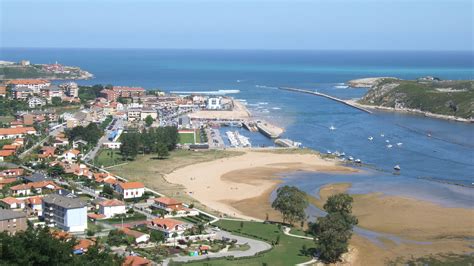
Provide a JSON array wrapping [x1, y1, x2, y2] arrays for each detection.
[[164, 150, 355, 220], [310, 183, 474, 265]]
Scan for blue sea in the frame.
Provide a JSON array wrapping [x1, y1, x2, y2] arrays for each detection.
[[1, 48, 473, 208]]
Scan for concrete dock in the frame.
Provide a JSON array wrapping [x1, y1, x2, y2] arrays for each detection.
[[279, 87, 372, 114], [256, 121, 284, 138]]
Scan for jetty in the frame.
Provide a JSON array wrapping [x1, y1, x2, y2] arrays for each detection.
[[279, 87, 372, 114], [275, 138, 302, 148], [256, 121, 284, 138], [242, 121, 258, 132]]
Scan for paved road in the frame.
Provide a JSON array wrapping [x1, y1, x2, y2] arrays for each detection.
[[84, 118, 123, 162], [163, 230, 272, 265]]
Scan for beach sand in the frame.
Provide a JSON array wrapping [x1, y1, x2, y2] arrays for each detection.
[[311, 183, 474, 265], [164, 150, 354, 220]]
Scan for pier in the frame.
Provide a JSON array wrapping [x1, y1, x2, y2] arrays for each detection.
[[256, 121, 284, 138], [242, 121, 258, 132], [279, 87, 372, 114]]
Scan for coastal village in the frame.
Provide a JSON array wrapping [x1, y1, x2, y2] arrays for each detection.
[[0, 68, 315, 265]]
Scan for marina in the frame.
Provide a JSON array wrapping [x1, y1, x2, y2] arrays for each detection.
[[225, 130, 251, 147]]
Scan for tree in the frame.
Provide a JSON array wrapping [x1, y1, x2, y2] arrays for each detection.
[[150, 230, 165, 244], [48, 164, 65, 177], [156, 143, 169, 159], [309, 193, 358, 263], [271, 186, 308, 225], [145, 115, 154, 127], [51, 97, 62, 106], [0, 226, 122, 265]]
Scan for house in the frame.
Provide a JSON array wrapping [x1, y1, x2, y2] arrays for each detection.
[[0, 85, 7, 97], [0, 209, 27, 235], [0, 150, 15, 161], [153, 197, 182, 212], [0, 197, 25, 209], [52, 136, 69, 147], [0, 127, 37, 140], [116, 182, 145, 199], [42, 194, 87, 232], [121, 227, 150, 244], [2, 145, 18, 151], [94, 173, 117, 184], [38, 146, 56, 159], [26, 196, 43, 216], [98, 199, 126, 218], [10, 180, 60, 196], [8, 79, 51, 93], [122, 256, 151, 266], [148, 218, 189, 238], [0, 178, 17, 190], [0, 168, 23, 178], [73, 239, 94, 255], [103, 142, 122, 149], [62, 149, 81, 162], [72, 139, 88, 149], [28, 97, 46, 108], [62, 163, 90, 177]]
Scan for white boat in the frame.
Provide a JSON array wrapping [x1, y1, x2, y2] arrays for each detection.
[[397, 142, 403, 146], [329, 125, 336, 131], [385, 140, 390, 143], [348, 156, 354, 161], [380, 133, 385, 137], [326, 150, 332, 154], [368, 136, 374, 141], [394, 165, 401, 171], [340, 152, 346, 157], [386, 144, 393, 148], [355, 159, 361, 163]]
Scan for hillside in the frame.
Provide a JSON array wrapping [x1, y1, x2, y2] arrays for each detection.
[[0, 63, 92, 80], [358, 78, 474, 119]]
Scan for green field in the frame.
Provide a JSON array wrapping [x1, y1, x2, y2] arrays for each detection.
[[178, 220, 314, 266], [94, 149, 122, 167], [179, 132, 195, 144]]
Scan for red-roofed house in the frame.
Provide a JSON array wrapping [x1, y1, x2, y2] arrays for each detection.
[[123, 256, 151, 266], [148, 218, 190, 238], [10, 181, 60, 196], [116, 182, 145, 199], [0, 149, 15, 161], [0, 127, 37, 140], [73, 239, 94, 254], [121, 227, 150, 244], [0, 197, 25, 209], [0, 168, 23, 178], [38, 146, 56, 159], [98, 199, 126, 218], [62, 149, 81, 162], [26, 196, 43, 216], [0, 178, 18, 189], [152, 197, 198, 217]]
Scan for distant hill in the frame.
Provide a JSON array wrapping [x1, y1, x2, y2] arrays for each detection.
[[358, 78, 474, 119], [0, 63, 92, 80]]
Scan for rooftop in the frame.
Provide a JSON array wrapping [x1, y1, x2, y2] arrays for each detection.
[[0, 209, 26, 220], [42, 194, 86, 209]]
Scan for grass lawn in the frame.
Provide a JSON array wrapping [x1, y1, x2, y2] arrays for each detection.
[[180, 220, 314, 266], [109, 149, 243, 213], [0, 116, 14, 124], [102, 213, 147, 224], [179, 132, 195, 144], [95, 148, 123, 167]]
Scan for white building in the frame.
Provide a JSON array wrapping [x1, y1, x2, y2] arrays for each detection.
[[28, 97, 46, 108], [116, 182, 145, 199], [140, 109, 158, 121], [63, 82, 79, 98], [207, 97, 222, 110], [8, 79, 51, 93], [103, 142, 122, 149], [42, 194, 88, 232], [0, 127, 37, 140], [98, 199, 126, 218], [61, 149, 80, 163], [148, 218, 190, 238], [127, 108, 141, 121]]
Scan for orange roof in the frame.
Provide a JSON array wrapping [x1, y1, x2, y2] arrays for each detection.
[[121, 228, 146, 238], [154, 197, 181, 206], [74, 239, 94, 251], [0, 127, 36, 136], [10, 180, 60, 191], [26, 196, 43, 205], [52, 230, 72, 240], [149, 218, 184, 230], [1, 197, 23, 205], [123, 256, 151, 266], [8, 79, 49, 85], [119, 182, 144, 190], [2, 145, 18, 150], [65, 149, 81, 155], [0, 150, 15, 157], [0, 178, 18, 185], [87, 213, 106, 220], [99, 199, 125, 207]]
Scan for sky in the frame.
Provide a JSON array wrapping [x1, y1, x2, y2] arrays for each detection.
[[0, 0, 472, 51]]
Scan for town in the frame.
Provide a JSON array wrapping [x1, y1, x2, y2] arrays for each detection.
[[0, 76, 297, 265]]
